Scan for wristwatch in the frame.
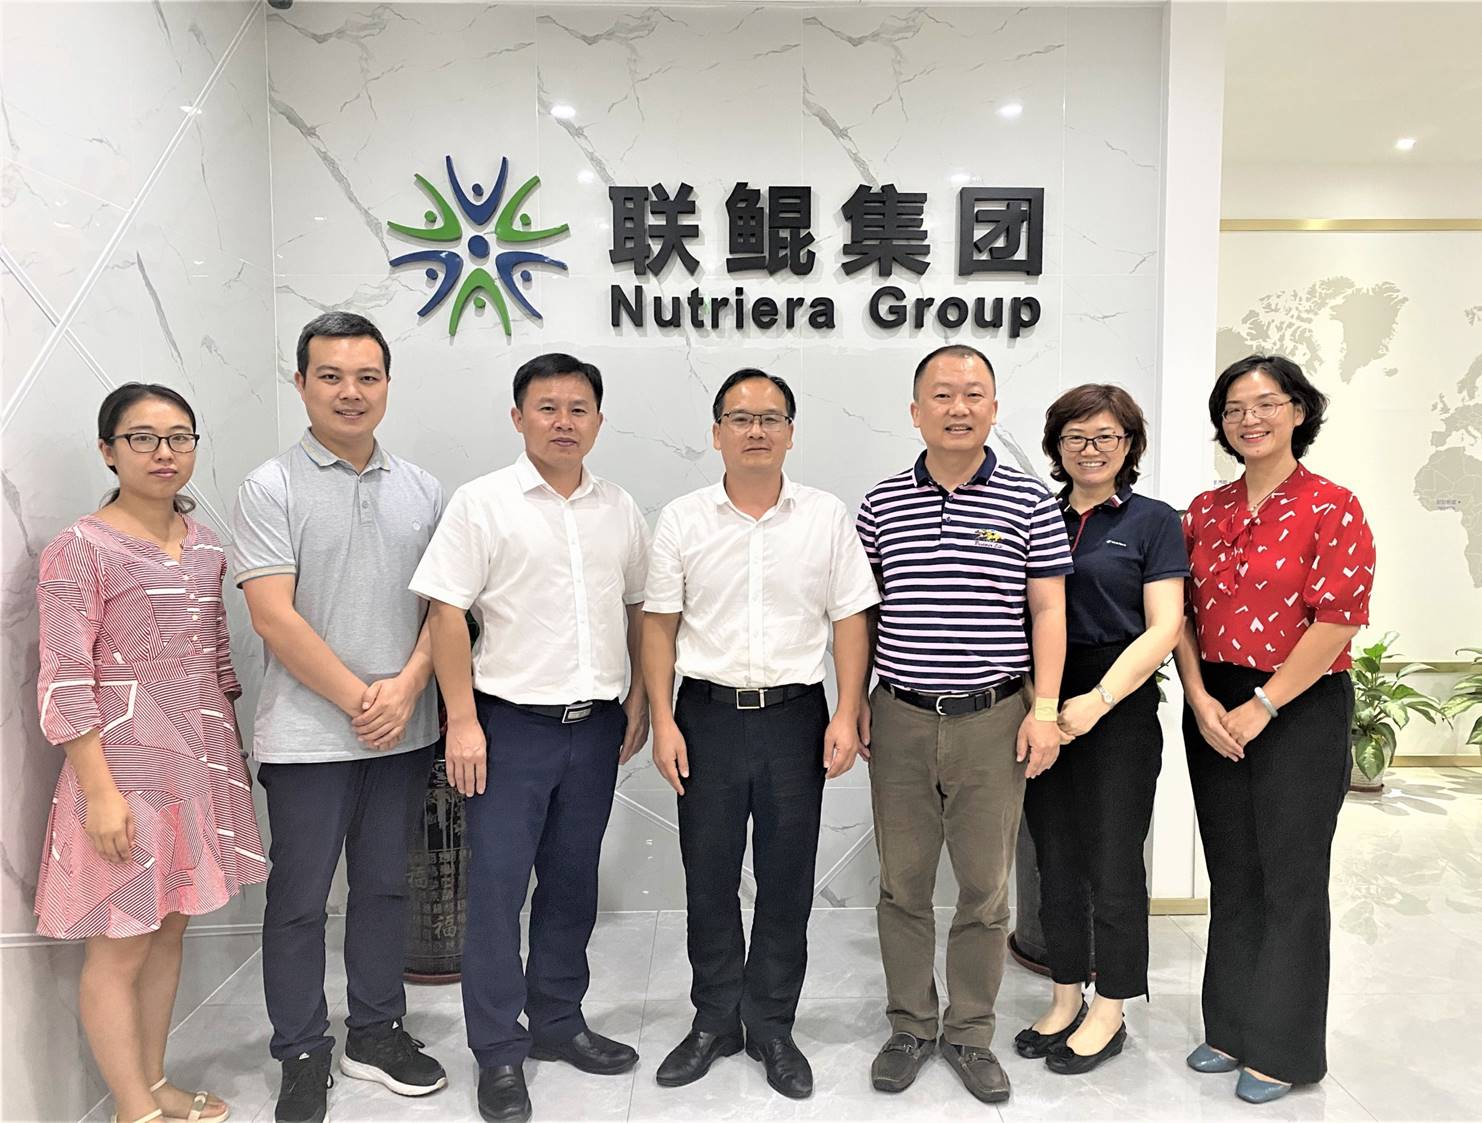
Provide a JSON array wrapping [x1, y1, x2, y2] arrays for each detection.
[[1094, 682, 1118, 707]]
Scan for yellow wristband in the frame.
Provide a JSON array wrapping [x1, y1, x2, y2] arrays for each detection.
[[1034, 697, 1059, 722]]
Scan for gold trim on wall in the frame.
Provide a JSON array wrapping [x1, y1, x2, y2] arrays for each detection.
[[1391, 755, 1480, 769], [1149, 897, 1208, 916], [1221, 218, 1482, 232]]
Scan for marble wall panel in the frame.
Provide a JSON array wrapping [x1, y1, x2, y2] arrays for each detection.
[[1, 4, 274, 1119], [264, 2, 1166, 920]]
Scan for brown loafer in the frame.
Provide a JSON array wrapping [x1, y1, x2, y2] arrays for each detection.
[[871, 1032, 936, 1093], [941, 1038, 1011, 1104]]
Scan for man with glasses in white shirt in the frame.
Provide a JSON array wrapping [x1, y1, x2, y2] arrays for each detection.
[[642, 369, 880, 1100], [409, 354, 650, 1123]]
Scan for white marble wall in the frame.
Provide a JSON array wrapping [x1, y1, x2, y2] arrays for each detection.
[[265, 3, 1166, 911], [1, 3, 275, 1120]]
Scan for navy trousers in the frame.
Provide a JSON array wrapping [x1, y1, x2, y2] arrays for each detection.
[[258, 745, 434, 1061], [462, 693, 625, 1068]]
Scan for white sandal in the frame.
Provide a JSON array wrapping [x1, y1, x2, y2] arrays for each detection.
[[110, 1111, 163, 1123], [149, 1079, 230, 1123]]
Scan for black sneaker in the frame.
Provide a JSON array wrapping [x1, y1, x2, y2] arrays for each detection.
[[276, 1048, 333, 1123], [341, 1019, 448, 1096]]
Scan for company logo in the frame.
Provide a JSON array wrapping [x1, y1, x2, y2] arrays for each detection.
[[387, 156, 569, 337], [974, 528, 1005, 546]]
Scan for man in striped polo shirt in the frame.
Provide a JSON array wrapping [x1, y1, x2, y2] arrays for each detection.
[[857, 344, 1072, 1105]]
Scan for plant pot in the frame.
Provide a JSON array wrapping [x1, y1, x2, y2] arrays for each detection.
[[1347, 758, 1385, 795]]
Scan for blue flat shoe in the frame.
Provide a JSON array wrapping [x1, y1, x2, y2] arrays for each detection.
[[1236, 1069, 1292, 1104], [1186, 1043, 1240, 1073]]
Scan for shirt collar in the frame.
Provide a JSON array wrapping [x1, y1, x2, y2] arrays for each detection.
[[1058, 483, 1133, 512], [912, 447, 996, 490], [710, 473, 797, 515], [299, 429, 390, 473], [513, 451, 597, 500]]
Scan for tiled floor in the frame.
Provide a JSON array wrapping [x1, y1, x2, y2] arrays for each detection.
[[118, 768, 1482, 1122]]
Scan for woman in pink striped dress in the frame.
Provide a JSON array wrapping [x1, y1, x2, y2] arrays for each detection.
[[35, 383, 267, 1123]]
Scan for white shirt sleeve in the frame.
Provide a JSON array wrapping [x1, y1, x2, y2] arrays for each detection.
[[643, 502, 685, 614], [623, 495, 651, 605], [408, 485, 492, 610], [827, 498, 883, 621]]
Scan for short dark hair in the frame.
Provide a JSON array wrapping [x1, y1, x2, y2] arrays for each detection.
[[913, 344, 995, 395], [296, 311, 391, 378], [1042, 384, 1149, 490], [1209, 354, 1328, 462], [711, 368, 797, 423], [512, 353, 604, 410], [96, 382, 198, 514]]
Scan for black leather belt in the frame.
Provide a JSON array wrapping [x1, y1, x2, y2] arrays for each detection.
[[883, 678, 1024, 717], [685, 679, 817, 710], [489, 696, 613, 724]]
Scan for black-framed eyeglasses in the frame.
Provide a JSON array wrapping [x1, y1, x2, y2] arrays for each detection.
[[1221, 398, 1291, 425], [1058, 433, 1127, 453], [108, 432, 201, 453], [720, 411, 792, 432]]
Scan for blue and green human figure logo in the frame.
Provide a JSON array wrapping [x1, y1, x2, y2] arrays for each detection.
[[388, 156, 569, 337]]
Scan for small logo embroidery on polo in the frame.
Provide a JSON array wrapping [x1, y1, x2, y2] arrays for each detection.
[[974, 528, 1006, 547], [1106, 539, 1128, 547]]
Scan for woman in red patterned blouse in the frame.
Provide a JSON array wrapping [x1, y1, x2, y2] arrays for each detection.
[[34, 384, 266, 1123], [1173, 355, 1375, 1105]]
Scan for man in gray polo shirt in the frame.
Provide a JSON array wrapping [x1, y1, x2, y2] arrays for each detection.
[[232, 312, 447, 1123]]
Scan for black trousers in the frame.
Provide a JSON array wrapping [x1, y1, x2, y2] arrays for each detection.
[[674, 679, 828, 1040], [1022, 642, 1162, 999], [461, 694, 625, 1068], [1185, 661, 1352, 1085], [258, 746, 434, 1061]]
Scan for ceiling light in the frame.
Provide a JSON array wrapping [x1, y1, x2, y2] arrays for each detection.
[[550, 104, 576, 120], [997, 102, 1023, 119], [950, 172, 972, 185], [1394, 137, 1416, 152], [577, 169, 596, 185]]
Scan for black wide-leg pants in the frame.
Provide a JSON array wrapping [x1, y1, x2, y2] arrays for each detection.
[[1185, 661, 1353, 1085], [1023, 642, 1162, 999]]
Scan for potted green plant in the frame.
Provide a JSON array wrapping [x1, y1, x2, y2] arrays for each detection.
[[1349, 633, 1447, 793], [1440, 647, 1482, 751]]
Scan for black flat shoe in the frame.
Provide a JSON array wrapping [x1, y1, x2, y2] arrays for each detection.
[[655, 1029, 744, 1087], [1013, 1001, 1088, 1059], [476, 1065, 531, 1123], [529, 1029, 638, 1075], [745, 1034, 813, 1099], [1045, 1024, 1127, 1075]]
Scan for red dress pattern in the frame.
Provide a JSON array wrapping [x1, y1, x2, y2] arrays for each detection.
[[1182, 464, 1375, 673], [34, 516, 267, 939]]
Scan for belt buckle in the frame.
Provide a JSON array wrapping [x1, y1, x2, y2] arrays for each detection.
[[934, 693, 968, 716], [561, 701, 594, 724], [736, 688, 765, 710]]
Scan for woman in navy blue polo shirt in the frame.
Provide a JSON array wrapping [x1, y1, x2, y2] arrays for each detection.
[[1014, 384, 1188, 1075]]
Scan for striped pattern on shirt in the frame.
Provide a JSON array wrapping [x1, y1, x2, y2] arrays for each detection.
[[857, 449, 1074, 693]]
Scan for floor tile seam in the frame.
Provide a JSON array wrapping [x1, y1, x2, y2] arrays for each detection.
[[1322, 1069, 1380, 1122]]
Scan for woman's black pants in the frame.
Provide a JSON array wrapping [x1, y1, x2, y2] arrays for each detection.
[[1185, 660, 1353, 1085], [1023, 642, 1162, 1000]]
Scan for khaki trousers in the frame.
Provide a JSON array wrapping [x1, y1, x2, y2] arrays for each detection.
[[868, 682, 1027, 1047]]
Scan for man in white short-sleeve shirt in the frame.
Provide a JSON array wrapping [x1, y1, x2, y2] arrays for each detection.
[[409, 354, 649, 1123], [642, 369, 879, 1100]]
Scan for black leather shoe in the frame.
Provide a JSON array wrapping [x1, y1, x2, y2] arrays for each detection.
[[871, 1031, 936, 1092], [529, 1029, 638, 1075], [745, 1034, 813, 1099], [655, 1029, 744, 1087], [476, 1065, 531, 1123], [1013, 1001, 1088, 1059], [1046, 1024, 1127, 1075], [941, 1039, 1011, 1104]]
